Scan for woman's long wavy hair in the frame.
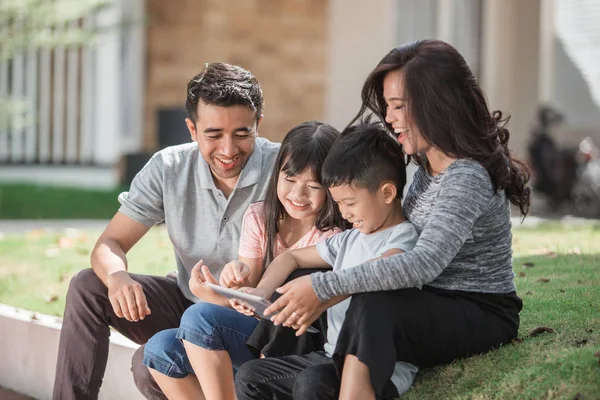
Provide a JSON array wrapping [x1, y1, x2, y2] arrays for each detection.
[[262, 121, 349, 269], [350, 39, 531, 216]]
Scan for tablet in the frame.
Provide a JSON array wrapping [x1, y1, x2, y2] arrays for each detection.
[[206, 283, 319, 333]]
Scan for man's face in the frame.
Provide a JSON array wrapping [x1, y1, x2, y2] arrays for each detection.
[[186, 101, 262, 183]]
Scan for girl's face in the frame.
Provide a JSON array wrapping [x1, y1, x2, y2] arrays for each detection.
[[277, 167, 327, 221], [383, 69, 430, 155]]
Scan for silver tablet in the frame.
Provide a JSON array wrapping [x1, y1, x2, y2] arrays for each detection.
[[206, 283, 319, 333]]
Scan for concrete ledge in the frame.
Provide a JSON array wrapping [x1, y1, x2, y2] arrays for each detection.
[[0, 304, 144, 400]]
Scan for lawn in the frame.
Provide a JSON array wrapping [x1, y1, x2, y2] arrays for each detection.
[[0, 223, 599, 399]]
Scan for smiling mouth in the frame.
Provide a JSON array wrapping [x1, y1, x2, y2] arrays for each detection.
[[216, 156, 241, 166], [350, 220, 363, 228], [287, 199, 310, 210]]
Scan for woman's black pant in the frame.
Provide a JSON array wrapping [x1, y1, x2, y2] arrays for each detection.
[[236, 286, 522, 399]]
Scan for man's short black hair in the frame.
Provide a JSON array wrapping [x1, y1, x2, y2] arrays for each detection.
[[322, 118, 407, 198], [185, 62, 263, 123]]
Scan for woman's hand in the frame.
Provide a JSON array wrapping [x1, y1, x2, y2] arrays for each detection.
[[219, 260, 251, 288], [264, 275, 322, 327], [293, 295, 347, 336]]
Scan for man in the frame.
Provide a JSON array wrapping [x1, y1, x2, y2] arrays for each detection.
[[52, 63, 280, 400]]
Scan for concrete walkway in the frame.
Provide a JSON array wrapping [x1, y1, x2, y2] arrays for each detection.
[[0, 219, 109, 234]]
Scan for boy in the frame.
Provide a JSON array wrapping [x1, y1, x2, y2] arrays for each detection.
[[234, 119, 419, 400]]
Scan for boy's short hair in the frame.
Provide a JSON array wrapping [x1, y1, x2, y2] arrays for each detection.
[[322, 118, 407, 198], [185, 62, 263, 123]]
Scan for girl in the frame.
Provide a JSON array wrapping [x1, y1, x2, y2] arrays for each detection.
[[235, 39, 530, 400], [143, 120, 348, 400]]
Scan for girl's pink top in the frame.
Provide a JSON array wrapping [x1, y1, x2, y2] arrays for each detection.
[[238, 202, 341, 260]]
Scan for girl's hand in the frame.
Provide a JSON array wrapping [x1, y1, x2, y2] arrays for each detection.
[[229, 287, 270, 317], [188, 260, 219, 298], [220, 260, 251, 288]]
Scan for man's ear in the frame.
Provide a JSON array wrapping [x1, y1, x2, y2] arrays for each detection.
[[255, 114, 264, 135], [381, 182, 398, 204], [185, 118, 198, 142]]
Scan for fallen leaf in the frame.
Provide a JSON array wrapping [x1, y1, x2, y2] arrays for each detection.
[[559, 289, 566, 293], [30, 313, 39, 321], [518, 272, 526, 277], [573, 339, 589, 347], [586, 328, 594, 333], [58, 236, 76, 249], [510, 338, 524, 344], [26, 229, 47, 239], [526, 291, 533, 295], [44, 294, 59, 303], [535, 278, 550, 283], [529, 327, 555, 337], [527, 248, 558, 258], [523, 262, 535, 268]]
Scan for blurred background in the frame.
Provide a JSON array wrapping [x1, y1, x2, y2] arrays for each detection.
[[1, 0, 599, 219]]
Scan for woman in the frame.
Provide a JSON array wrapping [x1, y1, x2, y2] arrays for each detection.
[[234, 39, 530, 400]]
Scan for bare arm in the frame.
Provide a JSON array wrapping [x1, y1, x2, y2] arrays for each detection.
[[256, 246, 331, 299], [91, 211, 152, 321], [91, 211, 151, 284]]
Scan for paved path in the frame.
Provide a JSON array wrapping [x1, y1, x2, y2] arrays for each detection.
[[0, 219, 109, 233]]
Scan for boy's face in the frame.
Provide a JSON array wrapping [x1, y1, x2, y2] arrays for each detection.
[[329, 183, 396, 234]]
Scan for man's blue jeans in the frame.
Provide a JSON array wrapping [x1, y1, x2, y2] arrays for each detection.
[[143, 302, 259, 377]]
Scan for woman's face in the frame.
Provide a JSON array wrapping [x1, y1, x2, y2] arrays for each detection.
[[383, 69, 430, 155]]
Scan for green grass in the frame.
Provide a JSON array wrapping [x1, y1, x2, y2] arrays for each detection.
[[0, 184, 125, 219], [0, 223, 599, 399]]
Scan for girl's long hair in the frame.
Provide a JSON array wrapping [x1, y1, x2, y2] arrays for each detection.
[[262, 121, 349, 268], [350, 39, 531, 216]]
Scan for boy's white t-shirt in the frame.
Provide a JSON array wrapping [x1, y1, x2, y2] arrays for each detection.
[[316, 221, 420, 395]]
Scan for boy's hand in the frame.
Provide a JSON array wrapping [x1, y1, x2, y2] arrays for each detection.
[[219, 260, 251, 288], [188, 260, 219, 298], [229, 287, 269, 317]]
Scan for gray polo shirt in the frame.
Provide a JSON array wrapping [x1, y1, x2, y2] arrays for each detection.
[[118, 138, 280, 302]]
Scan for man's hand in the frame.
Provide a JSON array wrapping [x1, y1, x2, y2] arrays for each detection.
[[106, 270, 151, 322], [219, 260, 251, 288]]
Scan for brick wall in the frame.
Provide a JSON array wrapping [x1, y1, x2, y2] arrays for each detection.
[[144, 0, 328, 149]]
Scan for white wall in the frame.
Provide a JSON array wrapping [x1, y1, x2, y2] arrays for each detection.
[[0, 305, 143, 400]]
